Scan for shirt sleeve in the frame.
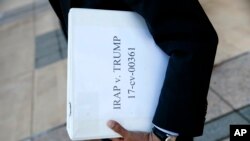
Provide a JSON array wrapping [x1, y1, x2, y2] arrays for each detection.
[[154, 124, 179, 136]]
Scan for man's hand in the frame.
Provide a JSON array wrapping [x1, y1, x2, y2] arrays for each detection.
[[107, 120, 160, 141]]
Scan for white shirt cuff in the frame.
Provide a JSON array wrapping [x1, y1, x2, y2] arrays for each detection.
[[154, 124, 179, 136]]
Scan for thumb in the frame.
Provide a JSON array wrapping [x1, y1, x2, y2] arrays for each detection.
[[107, 120, 128, 137]]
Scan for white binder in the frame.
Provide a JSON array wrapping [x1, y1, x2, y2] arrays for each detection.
[[67, 8, 169, 140]]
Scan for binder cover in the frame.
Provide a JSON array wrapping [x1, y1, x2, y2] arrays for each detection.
[[67, 8, 169, 140]]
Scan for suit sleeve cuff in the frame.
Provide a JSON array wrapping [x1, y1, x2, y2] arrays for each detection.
[[154, 124, 179, 136]]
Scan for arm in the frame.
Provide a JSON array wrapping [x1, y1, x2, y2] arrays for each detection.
[[125, 0, 218, 136], [107, 0, 218, 138]]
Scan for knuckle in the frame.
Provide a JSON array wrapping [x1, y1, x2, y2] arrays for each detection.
[[113, 122, 120, 130]]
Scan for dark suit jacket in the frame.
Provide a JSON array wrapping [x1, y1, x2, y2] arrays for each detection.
[[49, 0, 218, 137]]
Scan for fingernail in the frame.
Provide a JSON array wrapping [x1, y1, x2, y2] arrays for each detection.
[[107, 120, 115, 128]]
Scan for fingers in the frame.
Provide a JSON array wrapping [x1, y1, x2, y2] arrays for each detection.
[[107, 120, 128, 137]]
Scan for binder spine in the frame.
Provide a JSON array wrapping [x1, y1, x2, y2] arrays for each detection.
[[67, 9, 74, 139]]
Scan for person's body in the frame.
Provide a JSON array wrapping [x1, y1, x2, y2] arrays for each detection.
[[49, 0, 218, 140]]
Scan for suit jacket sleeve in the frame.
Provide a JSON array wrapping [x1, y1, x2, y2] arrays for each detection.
[[49, 0, 218, 137], [128, 0, 218, 136]]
